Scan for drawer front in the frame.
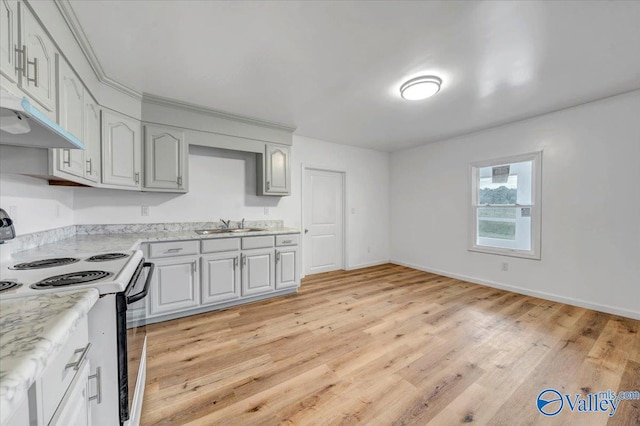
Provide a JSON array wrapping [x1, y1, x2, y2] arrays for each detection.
[[149, 240, 199, 259], [275, 234, 299, 247], [39, 319, 89, 424], [242, 236, 275, 250], [201, 238, 240, 254]]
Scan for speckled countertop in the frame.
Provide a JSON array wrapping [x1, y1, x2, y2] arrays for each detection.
[[9, 227, 301, 262], [0, 222, 299, 422], [0, 289, 99, 425]]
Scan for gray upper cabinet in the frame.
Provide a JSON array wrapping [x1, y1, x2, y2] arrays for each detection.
[[101, 109, 141, 189], [258, 143, 290, 196], [52, 55, 101, 185], [83, 94, 101, 183], [56, 54, 84, 178], [143, 124, 188, 192], [0, 0, 19, 85], [19, 2, 56, 115]]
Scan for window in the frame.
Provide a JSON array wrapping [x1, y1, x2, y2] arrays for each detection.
[[469, 152, 541, 259]]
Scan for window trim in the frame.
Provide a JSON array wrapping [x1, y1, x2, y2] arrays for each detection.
[[468, 151, 542, 260]]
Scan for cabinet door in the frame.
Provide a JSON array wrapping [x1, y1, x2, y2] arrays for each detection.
[[201, 252, 240, 305], [275, 247, 299, 290], [56, 55, 84, 178], [101, 109, 141, 189], [0, 0, 19, 84], [241, 248, 274, 297], [49, 360, 91, 426], [149, 257, 199, 316], [20, 2, 56, 113], [264, 144, 290, 195], [83, 95, 101, 183], [143, 124, 187, 191]]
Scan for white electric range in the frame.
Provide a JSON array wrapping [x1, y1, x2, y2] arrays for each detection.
[[0, 250, 144, 298], [0, 250, 154, 426]]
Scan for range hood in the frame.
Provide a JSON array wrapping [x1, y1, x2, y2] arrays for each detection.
[[0, 91, 84, 150]]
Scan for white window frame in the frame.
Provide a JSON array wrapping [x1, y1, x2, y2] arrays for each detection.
[[469, 151, 542, 260]]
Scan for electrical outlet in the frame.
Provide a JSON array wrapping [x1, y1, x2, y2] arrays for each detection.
[[264, 207, 269, 215], [141, 206, 149, 216], [501, 262, 509, 272]]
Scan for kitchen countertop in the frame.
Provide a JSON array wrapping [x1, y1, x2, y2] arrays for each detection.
[[8, 227, 300, 262], [0, 289, 99, 425]]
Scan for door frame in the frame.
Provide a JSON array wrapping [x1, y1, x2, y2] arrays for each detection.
[[300, 165, 347, 279]]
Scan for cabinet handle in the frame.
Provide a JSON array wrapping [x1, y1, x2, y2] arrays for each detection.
[[266, 181, 270, 191], [165, 248, 182, 253], [86, 158, 92, 174], [177, 176, 182, 186], [135, 172, 140, 184], [282, 240, 292, 244], [233, 256, 238, 270], [14, 45, 26, 76], [27, 55, 38, 86], [192, 262, 197, 273], [63, 149, 71, 166], [65, 342, 91, 371], [275, 250, 280, 263], [88, 367, 102, 404], [241, 254, 246, 267]]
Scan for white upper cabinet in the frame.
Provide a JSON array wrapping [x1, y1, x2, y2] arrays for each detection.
[[83, 94, 101, 183], [19, 2, 56, 114], [258, 143, 290, 196], [0, 0, 19, 84], [56, 54, 84, 178], [143, 124, 188, 192], [101, 109, 141, 189]]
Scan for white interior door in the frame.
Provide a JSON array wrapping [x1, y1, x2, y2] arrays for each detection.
[[303, 168, 344, 275]]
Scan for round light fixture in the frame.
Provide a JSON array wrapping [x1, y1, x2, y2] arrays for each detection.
[[400, 76, 442, 100]]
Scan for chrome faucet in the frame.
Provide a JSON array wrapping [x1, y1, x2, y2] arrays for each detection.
[[238, 218, 245, 229], [220, 219, 231, 229]]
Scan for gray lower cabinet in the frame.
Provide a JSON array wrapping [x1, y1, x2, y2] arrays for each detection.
[[201, 252, 240, 305], [143, 124, 188, 192], [149, 256, 200, 316], [241, 248, 275, 296], [275, 247, 298, 290]]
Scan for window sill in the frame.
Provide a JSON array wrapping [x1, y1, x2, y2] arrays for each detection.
[[468, 246, 541, 260]]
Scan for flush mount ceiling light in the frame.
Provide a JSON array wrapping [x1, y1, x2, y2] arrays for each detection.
[[400, 76, 442, 100]]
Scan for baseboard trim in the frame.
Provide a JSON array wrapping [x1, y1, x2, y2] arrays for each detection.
[[390, 259, 640, 320], [346, 260, 390, 271]]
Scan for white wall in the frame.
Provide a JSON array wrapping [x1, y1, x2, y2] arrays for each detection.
[[73, 135, 390, 270], [390, 90, 640, 319], [0, 174, 75, 235]]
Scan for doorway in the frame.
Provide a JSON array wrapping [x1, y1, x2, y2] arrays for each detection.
[[302, 168, 345, 276]]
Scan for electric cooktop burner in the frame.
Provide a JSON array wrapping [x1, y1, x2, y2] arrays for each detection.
[[10, 257, 80, 270], [86, 253, 129, 262], [31, 271, 112, 289], [0, 281, 22, 293]]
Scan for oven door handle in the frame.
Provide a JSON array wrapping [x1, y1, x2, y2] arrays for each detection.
[[126, 262, 154, 304]]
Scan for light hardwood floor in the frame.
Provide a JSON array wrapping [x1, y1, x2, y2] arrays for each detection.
[[140, 264, 640, 425]]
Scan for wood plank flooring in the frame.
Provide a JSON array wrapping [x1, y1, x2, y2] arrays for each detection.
[[140, 264, 640, 425]]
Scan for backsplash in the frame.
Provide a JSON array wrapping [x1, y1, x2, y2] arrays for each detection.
[[75, 221, 284, 235], [2, 221, 285, 255]]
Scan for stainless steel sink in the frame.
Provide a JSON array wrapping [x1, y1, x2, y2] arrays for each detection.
[[195, 228, 264, 235]]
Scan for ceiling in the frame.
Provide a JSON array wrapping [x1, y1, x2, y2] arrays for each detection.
[[69, 1, 640, 152]]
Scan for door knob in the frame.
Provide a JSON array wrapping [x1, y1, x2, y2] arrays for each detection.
[[304, 229, 309, 234]]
